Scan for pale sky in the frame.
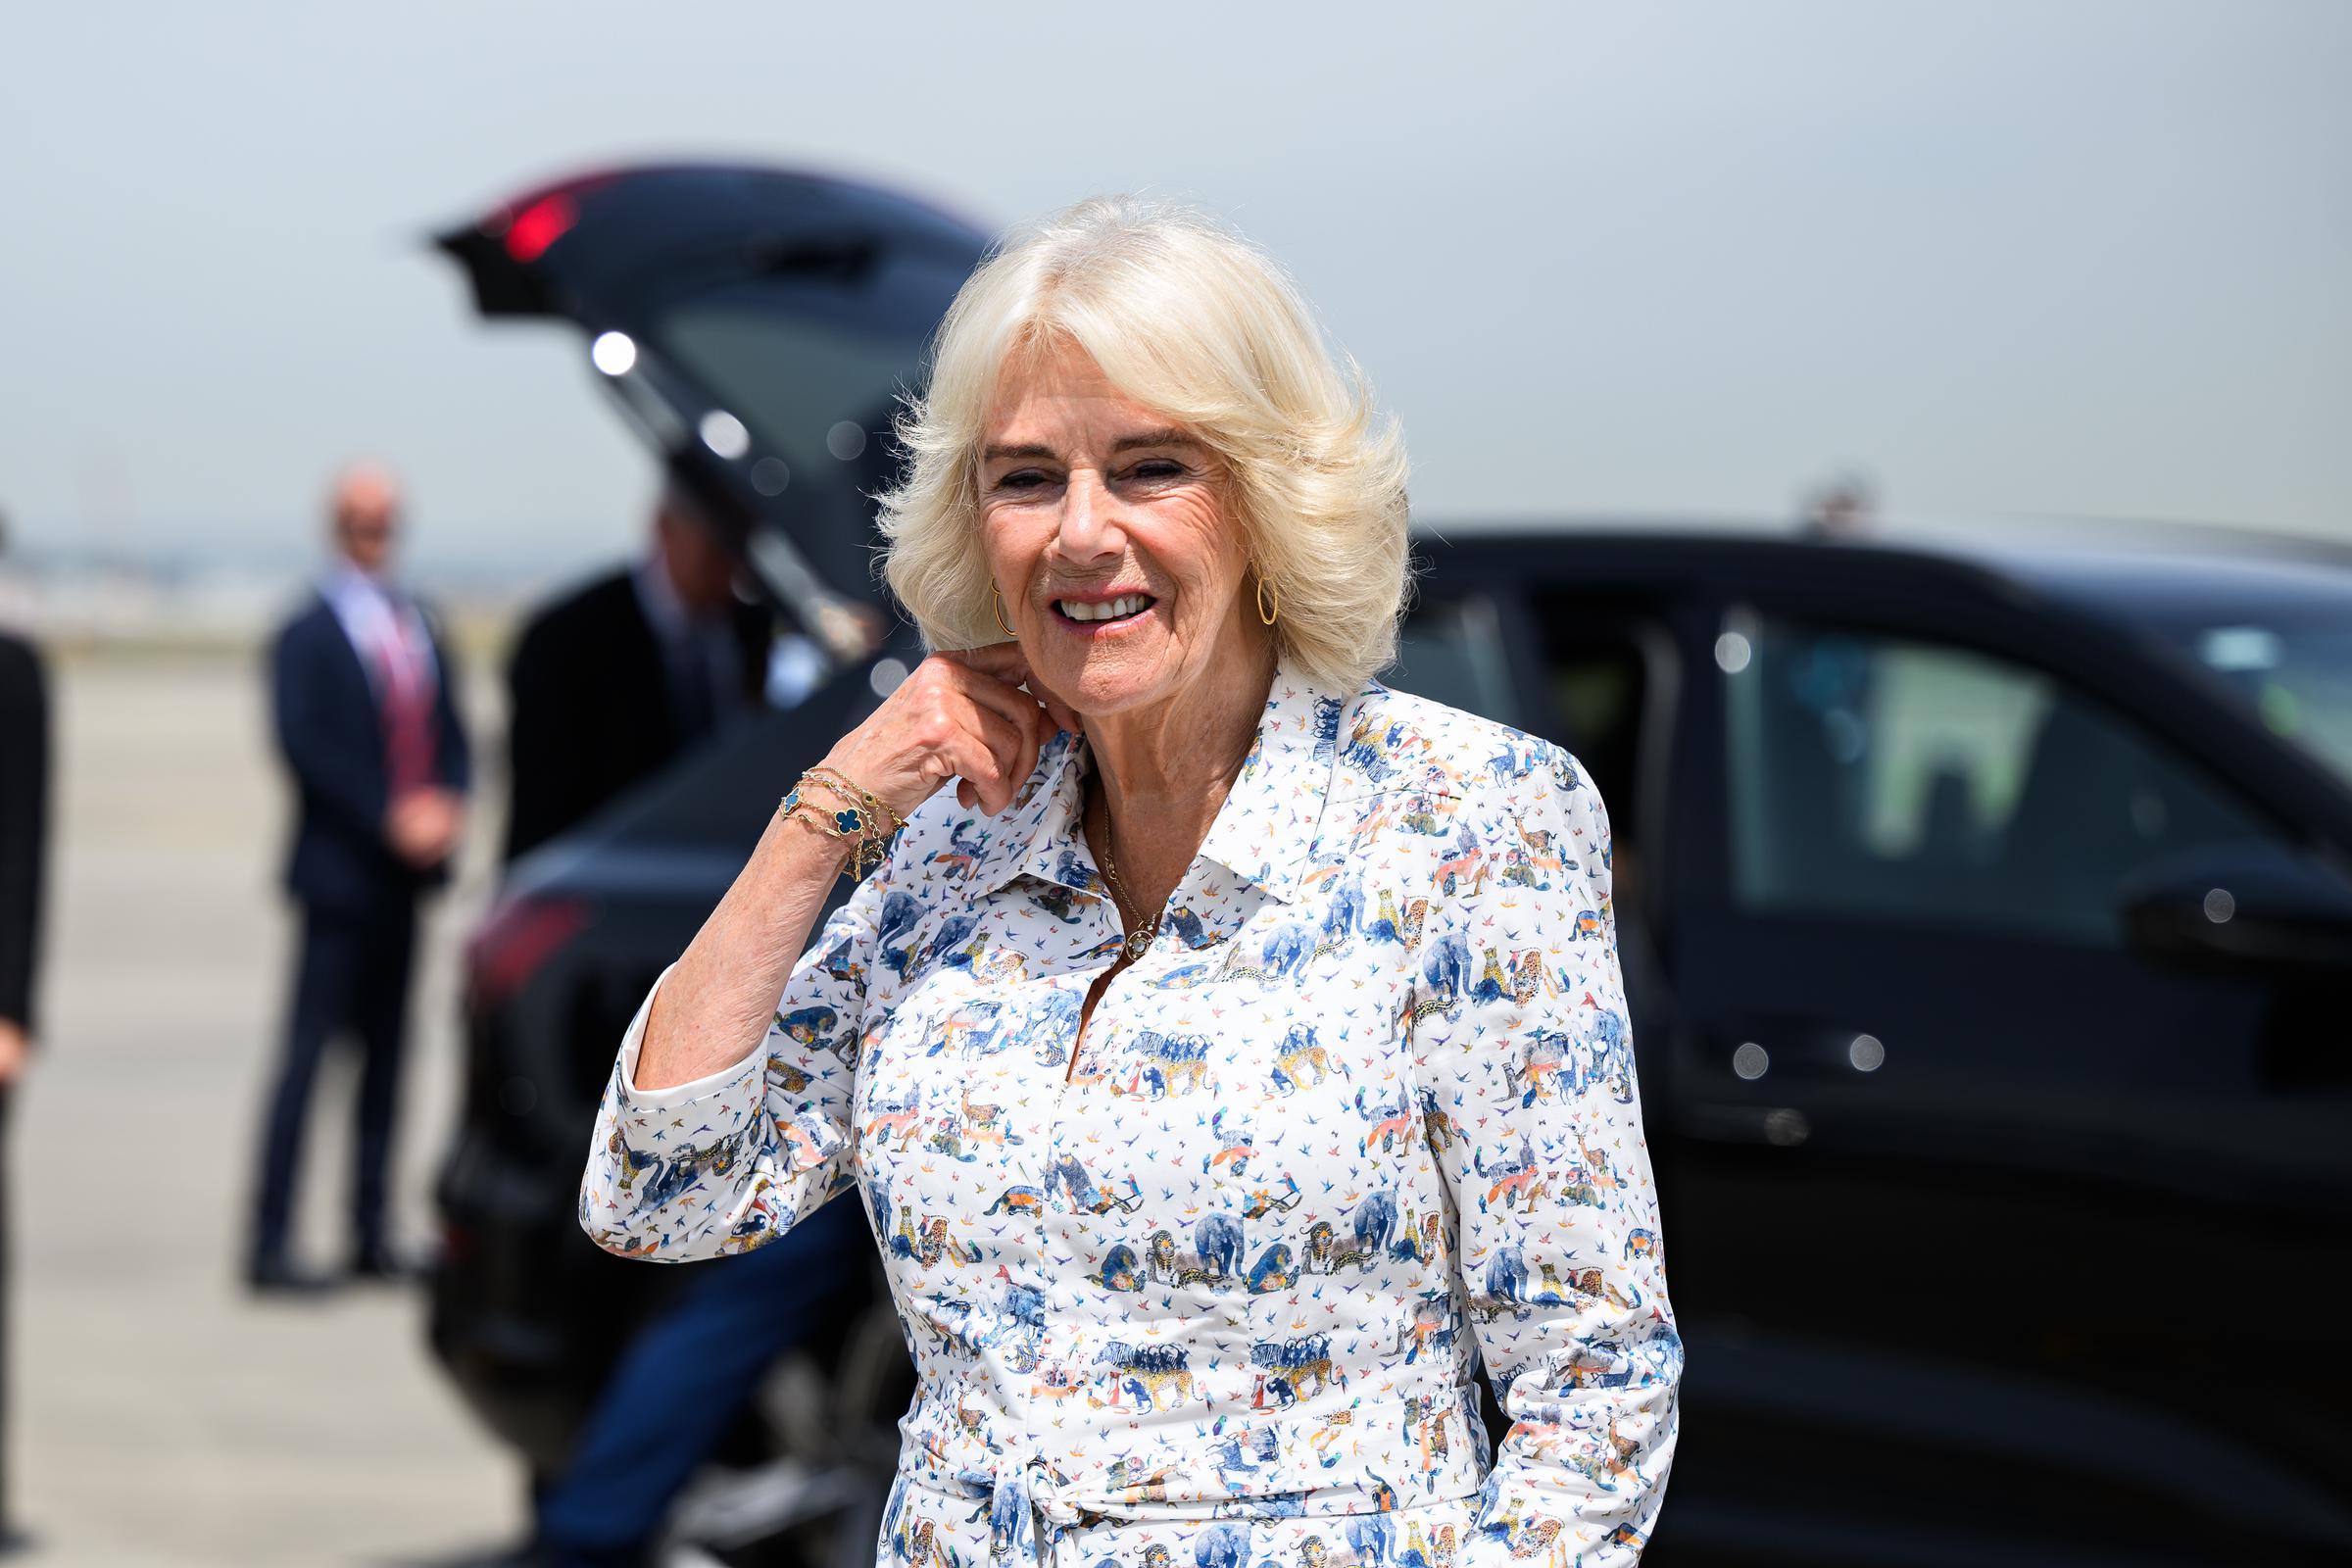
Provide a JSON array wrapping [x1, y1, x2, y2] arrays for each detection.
[[2, 0, 2345, 579]]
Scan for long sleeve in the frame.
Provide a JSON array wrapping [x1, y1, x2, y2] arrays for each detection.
[[0, 635, 49, 1036], [1411, 744, 1681, 1562], [578, 863, 887, 1263]]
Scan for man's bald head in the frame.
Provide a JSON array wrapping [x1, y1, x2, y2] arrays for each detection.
[[330, 463, 402, 574]]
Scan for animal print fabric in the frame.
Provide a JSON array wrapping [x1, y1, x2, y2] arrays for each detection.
[[582, 660, 1680, 1565]]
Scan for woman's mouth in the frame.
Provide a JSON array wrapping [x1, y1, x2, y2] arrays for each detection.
[[1053, 592, 1156, 628]]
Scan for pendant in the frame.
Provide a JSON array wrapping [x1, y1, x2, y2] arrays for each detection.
[[1122, 928, 1152, 960]]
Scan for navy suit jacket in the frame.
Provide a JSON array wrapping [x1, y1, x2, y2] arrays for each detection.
[[270, 591, 470, 914]]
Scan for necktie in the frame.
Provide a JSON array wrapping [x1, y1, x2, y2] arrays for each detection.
[[377, 603, 437, 796]]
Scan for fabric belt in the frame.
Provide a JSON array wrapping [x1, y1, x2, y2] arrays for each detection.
[[934, 1395, 1487, 1568]]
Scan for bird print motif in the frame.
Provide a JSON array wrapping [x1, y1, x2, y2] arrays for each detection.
[[581, 660, 1680, 1565]]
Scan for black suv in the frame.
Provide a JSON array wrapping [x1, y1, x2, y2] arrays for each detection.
[[429, 164, 2352, 1566], [1391, 528, 2352, 1565]]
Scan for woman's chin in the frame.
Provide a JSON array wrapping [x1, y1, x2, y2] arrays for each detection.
[[1052, 657, 1182, 723]]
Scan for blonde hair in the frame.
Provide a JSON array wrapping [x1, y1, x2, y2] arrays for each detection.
[[877, 196, 1411, 692]]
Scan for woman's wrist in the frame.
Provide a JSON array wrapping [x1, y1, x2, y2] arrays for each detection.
[[777, 797, 853, 848], [776, 767, 901, 881]]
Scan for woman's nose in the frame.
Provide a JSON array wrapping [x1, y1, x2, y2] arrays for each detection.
[[1055, 469, 1124, 560]]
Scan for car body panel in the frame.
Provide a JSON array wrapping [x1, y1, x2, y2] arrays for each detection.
[[1402, 531, 2352, 1563]]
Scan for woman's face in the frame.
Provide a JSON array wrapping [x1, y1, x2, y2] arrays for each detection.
[[977, 337, 1260, 722]]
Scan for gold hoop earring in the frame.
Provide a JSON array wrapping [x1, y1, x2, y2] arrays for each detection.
[[1255, 576, 1279, 626], [993, 587, 1016, 639]]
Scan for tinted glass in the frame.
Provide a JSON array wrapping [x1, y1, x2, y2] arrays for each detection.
[[2173, 619, 2352, 792], [1724, 616, 2276, 945], [658, 291, 925, 520], [1387, 596, 1520, 726]]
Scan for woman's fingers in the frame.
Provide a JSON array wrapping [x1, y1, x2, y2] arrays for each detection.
[[959, 702, 1035, 815], [937, 710, 1024, 815], [824, 644, 1074, 824], [955, 662, 1054, 760], [951, 642, 1083, 736]]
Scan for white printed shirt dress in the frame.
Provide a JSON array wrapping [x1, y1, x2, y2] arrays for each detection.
[[581, 658, 1681, 1567]]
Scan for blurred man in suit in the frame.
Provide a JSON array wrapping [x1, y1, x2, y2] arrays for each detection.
[[0, 519, 49, 1550], [502, 484, 783, 865], [249, 465, 470, 1294]]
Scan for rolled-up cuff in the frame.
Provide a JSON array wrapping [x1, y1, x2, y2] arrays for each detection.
[[612, 961, 764, 1113]]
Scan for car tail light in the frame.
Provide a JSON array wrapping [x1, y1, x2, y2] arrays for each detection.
[[466, 893, 592, 1012], [501, 193, 577, 263]]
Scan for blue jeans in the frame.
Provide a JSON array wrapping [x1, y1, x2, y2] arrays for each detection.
[[537, 1195, 867, 1566]]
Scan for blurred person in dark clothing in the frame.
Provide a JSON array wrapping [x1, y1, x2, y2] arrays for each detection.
[[502, 485, 780, 864], [249, 465, 471, 1295], [0, 536, 49, 1553], [493, 488, 864, 1568], [0, 628, 44, 1110]]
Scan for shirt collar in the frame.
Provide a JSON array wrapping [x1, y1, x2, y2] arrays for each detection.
[[320, 559, 391, 612], [972, 655, 1350, 908]]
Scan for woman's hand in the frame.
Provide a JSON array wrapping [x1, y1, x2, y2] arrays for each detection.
[[631, 646, 1075, 1098], [818, 644, 1084, 819]]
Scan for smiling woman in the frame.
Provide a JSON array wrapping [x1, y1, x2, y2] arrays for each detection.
[[580, 195, 1679, 1568], [879, 196, 1411, 698]]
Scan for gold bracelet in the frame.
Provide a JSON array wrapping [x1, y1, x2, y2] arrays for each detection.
[[776, 781, 865, 875], [780, 771, 899, 881], [805, 769, 903, 882], [806, 765, 906, 835]]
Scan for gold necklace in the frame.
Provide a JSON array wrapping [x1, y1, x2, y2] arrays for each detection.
[[1092, 796, 1160, 961]]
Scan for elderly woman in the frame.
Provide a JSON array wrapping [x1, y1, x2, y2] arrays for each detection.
[[581, 198, 1680, 1566]]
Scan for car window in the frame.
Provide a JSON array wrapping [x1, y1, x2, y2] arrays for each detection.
[[658, 286, 929, 520], [2171, 618, 2352, 793], [1723, 614, 2278, 946], [1386, 595, 1521, 727], [1534, 604, 1667, 847]]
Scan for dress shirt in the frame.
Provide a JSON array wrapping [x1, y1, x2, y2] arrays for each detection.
[[319, 561, 440, 702], [581, 660, 1681, 1566]]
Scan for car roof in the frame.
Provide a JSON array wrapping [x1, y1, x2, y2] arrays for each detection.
[[1961, 544, 2352, 630], [1413, 515, 2352, 635]]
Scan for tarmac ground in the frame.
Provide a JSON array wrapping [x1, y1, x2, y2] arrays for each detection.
[[10, 651, 521, 1565]]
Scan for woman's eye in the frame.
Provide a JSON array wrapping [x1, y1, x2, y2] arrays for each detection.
[[996, 470, 1052, 492], [1124, 460, 1185, 482]]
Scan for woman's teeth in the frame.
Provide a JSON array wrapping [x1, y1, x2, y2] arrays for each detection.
[[1057, 594, 1153, 623]]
